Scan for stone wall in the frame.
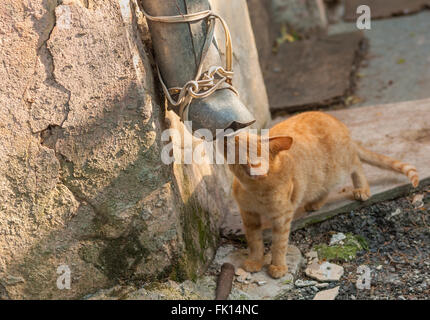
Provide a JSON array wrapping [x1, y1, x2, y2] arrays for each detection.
[[0, 0, 269, 299]]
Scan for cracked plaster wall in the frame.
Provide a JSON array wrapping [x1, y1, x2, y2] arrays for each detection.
[[0, 0, 270, 299]]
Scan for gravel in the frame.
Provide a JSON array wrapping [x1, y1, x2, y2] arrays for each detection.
[[283, 187, 430, 300]]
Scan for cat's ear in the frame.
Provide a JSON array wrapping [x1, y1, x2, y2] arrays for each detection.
[[268, 136, 293, 155]]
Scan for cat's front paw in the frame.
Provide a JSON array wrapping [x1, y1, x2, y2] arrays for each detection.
[[268, 264, 288, 279], [243, 259, 264, 273], [353, 188, 371, 201]]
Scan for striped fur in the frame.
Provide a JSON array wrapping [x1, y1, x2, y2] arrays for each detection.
[[355, 143, 419, 187]]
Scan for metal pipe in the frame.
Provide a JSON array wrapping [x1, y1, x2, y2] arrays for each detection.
[[140, 0, 255, 140]]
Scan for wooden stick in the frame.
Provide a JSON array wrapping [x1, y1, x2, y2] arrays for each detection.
[[215, 263, 235, 300]]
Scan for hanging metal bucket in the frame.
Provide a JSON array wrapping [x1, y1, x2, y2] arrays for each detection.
[[140, 0, 255, 140]]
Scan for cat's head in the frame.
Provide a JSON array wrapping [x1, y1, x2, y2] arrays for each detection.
[[222, 131, 293, 181]]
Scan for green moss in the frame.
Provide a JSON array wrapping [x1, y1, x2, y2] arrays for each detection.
[[79, 243, 102, 266], [165, 166, 219, 282], [165, 261, 183, 283], [313, 233, 368, 262], [170, 196, 219, 282], [88, 226, 150, 281]]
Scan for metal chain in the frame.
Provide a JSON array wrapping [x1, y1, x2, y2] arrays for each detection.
[[141, 8, 238, 121]]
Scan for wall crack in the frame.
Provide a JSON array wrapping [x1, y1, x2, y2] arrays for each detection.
[[25, 1, 72, 136]]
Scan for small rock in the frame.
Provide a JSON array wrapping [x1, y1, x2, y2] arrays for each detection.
[[236, 277, 247, 284], [286, 245, 305, 276], [315, 283, 329, 289], [376, 265, 383, 270], [235, 268, 245, 276], [295, 279, 317, 288], [305, 261, 344, 282], [329, 232, 346, 246], [313, 286, 340, 300], [412, 194, 424, 208], [305, 251, 318, 265], [3, 275, 25, 286], [256, 281, 267, 286], [305, 250, 318, 260], [350, 294, 356, 300], [311, 286, 319, 292], [235, 268, 251, 283], [389, 208, 402, 218], [398, 295, 406, 300]]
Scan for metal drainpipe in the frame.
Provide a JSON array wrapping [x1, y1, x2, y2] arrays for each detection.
[[140, 0, 255, 140]]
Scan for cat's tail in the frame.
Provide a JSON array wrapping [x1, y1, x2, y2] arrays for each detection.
[[354, 142, 419, 188]]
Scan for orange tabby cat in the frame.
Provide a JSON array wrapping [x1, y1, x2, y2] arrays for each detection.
[[226, 111, 419, 279]]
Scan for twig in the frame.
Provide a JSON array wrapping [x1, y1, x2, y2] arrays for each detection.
[[215, 263, 235, 300]]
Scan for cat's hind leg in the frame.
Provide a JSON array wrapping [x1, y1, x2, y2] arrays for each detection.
[[351, 157, 371, 201], [241, 210, 265, 273], [304, 192, 329, 212]]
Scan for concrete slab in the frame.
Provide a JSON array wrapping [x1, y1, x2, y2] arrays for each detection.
[[329, 11, 430, 108], [221, 99, 430, 236], [265, 32, 364, 113], [344, 0, 430, 21], [246, 0, 274, 72]]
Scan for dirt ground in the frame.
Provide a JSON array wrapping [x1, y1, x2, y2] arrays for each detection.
[[214, 186, 429, 300]]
